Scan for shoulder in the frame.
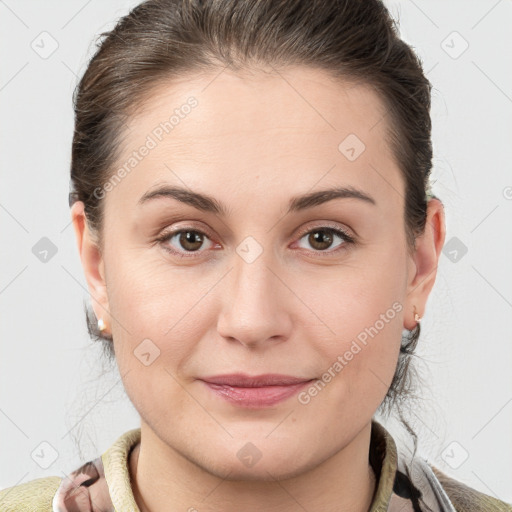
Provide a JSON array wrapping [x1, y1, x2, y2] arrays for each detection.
[[430, 465, 512, 512], [0, 476, 62, 511]]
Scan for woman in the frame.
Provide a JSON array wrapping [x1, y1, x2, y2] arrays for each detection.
[[1, 0, 510, 510]]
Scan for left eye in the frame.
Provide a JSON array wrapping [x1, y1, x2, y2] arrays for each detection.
[[296, 227, 353, 252]]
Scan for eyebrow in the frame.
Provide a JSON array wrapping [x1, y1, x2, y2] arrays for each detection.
[[137, 184, 376, 215]]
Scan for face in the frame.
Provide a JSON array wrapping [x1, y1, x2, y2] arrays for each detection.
[[74, 66, 442, 480]]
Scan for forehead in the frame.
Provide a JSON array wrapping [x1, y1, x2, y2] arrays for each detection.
[[127, 66, 390, 148], [106, 66, 403, 215]]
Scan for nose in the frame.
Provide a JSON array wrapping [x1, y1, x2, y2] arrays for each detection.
[[216, 250, 292, 349]]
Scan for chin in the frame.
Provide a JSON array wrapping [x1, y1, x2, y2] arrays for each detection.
[[206, 458, 313, 483], [195, 440, 317, 482]]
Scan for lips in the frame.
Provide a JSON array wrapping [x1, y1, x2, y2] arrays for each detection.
[[201, 373, 312, 387], [199, 373, 314, 408]]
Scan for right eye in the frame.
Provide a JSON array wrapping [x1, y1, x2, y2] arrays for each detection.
[[155, 228, 217, 258]]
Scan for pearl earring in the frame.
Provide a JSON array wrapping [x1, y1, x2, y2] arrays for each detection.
[[98, 318, 106, 331], [413, 306, 421, 325]]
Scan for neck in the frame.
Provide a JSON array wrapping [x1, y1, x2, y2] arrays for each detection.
[[129, 421, 377, 512]]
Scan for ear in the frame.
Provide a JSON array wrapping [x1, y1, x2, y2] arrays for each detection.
[[403, 198, 446, 330], [70, 201, 110, 330]]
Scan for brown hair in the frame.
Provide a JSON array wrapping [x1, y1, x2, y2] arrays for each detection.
[[69, 0, 436, 454]]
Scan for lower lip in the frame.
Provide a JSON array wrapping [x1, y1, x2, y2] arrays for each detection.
[[201, 380, 313, 408]]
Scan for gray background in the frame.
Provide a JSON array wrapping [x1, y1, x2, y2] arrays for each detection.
[[1, 0, 511, 503]]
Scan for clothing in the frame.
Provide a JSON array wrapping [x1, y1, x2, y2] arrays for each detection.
[[0, 420, 510, 511]]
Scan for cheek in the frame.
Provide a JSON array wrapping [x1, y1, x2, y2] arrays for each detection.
[[292, 248, 405, 411], [107, 250, 217, 342], [106, 258, 214, 402], [293, 242, 406, 348], [298, 306, 403, 429]]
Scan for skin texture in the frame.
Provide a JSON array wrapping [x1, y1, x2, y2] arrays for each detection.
[[71, 66, 446, 512]]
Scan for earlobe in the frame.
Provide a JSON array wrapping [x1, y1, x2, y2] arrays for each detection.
[[70, 201, 110, 327], [404, 198, 446, 330]]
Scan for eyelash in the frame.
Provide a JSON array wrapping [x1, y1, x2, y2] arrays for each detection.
[[154, 224, 356, 259]]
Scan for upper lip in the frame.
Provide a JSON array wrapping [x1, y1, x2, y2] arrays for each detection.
[[200, 373, 313, 387]]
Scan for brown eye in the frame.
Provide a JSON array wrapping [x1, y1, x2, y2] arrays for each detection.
[[177, 231, 204, 251], [308, 230, 334, 251], [297, 227, 354, 253], [157, 228, 215, 257]]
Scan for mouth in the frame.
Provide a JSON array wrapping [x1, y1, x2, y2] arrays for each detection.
[[199, 373, 315, 408]]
